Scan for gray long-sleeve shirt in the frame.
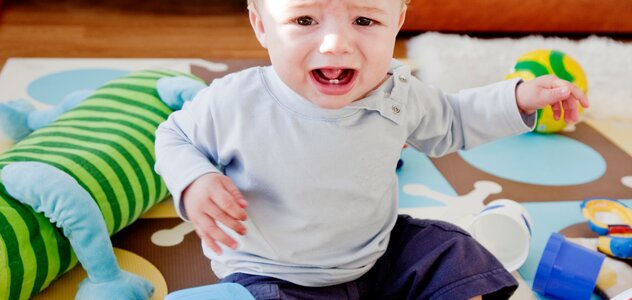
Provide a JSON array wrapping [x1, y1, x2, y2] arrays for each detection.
[[154, 60, 533, 286]]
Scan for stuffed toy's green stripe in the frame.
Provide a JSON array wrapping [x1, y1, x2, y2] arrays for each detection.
[[65, 90, 170, 120], [32, 124, 166, 204], [16, 125, 155, 170], [0, 192, 25, 300], [65, 105, 165, 128], [143, 69, 187, 78], [56, 116, 157, 143], [15, 143, 137, 227], [105, 77, 160, 87], [18, 130, 157, 209], [0, 167, 77, 297], [97, 84, 169, 110], [15, 135, 150, 217], [0, 69, 197, 299], [39, 123, 161, 200], [64, 90, 171, 121], [87, 89, 171, 115], [2, 150, 121, 233], [46, 121, 156, 157], [32, 213, 73, 298], [0, 186, 52, 300], [70, 93, 170, 121]]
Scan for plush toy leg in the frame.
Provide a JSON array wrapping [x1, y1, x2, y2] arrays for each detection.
[[0, 90, 93, 142], [156, 76, 206, 110], [0, 99, 36, 141], [1, 162, 154, 300], [27, 89, 94, 131]]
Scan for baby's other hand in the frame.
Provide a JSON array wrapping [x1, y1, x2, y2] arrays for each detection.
[[182, 172, 248, 255], [515, 75, 589, 123]]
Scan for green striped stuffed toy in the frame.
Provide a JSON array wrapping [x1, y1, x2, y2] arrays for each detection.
[[0, 69, 205, 299]]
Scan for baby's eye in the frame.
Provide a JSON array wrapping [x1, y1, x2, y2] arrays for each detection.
[[354, 17, 374, 26], [294, 16, 316, 26]]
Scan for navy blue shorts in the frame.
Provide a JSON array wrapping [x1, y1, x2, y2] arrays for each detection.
[[221, 215, 518, 300]]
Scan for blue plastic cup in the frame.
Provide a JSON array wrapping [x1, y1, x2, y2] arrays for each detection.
[[533, 233, 605, 300]]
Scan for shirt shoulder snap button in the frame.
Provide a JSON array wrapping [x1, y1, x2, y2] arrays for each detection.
[[398, 75, 407, 83], [392, 105, 401, 114]]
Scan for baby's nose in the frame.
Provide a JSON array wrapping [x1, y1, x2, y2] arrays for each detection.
[[319, 32, 354, 55]]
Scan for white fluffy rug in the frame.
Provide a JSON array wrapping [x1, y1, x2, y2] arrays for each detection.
[[406, 32, 632, 121]]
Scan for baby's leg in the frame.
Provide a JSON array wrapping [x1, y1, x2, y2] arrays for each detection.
[[220, 216, 517, 300], [363, 215, 518, 299], [220, 273, 365, 299]]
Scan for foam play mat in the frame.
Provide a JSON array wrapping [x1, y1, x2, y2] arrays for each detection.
[[0, 58, 631, 299]]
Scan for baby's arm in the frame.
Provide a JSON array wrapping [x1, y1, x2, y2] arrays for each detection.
[[515, 74, 589, 123], [406, 77, 531, 156], [154, 86, 248, 255], [182, 172, 248, 254]]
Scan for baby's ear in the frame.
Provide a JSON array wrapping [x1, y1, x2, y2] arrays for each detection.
[[248, 6, 267, 48], [397, 4, 407, 30]]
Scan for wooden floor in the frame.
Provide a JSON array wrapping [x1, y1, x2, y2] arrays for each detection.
[[0, 0, 410, 70]]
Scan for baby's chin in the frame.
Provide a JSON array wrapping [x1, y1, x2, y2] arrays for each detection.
[[304, 91, 364, 110]]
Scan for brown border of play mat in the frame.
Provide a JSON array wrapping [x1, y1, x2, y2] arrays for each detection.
[[431, 123, 632, 203]]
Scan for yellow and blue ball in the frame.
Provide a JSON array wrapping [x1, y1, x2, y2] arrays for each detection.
[[506, 49, 588, 133]]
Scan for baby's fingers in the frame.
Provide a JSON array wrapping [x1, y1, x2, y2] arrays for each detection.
[[194, 225, 222, 254], [562, 98, 579, 123], [212, 186, 248, 222], [195, 215, 238, 254], [551, 101, 562, 121], [220, 176, 249, 209], [568, 83, 589, 109], [205, 203, 246, 235]]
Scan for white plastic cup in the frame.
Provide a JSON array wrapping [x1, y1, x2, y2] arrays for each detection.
[[466, 199, 533, 272]]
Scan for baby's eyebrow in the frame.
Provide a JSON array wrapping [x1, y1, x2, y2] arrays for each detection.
[[352, 5, 387, 15], [284, 0, 388, 17], [285, 0, 319, 9]]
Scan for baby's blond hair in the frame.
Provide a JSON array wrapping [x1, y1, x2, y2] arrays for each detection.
[[247, 0, 410, 10]]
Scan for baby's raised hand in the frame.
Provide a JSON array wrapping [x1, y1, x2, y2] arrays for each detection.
[[515, 75, 589, 123], [182, 172, 248, 255]]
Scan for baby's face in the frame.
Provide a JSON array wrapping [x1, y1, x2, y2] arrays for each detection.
[[249, 0, 406, 109]]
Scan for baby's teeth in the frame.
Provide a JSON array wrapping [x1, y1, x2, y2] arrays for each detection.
[[329, 79, 340, 84]]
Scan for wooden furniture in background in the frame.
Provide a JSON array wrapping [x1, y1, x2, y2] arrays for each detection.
[[1, 0, 630, 71], [0, 0, 410, 70], [402, 0, 632, 33]]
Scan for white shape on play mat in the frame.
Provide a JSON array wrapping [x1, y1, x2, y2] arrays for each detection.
[[399, 180, 502, 228]]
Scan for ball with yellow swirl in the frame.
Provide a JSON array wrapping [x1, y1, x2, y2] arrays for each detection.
[[506, 49, 588, 133]]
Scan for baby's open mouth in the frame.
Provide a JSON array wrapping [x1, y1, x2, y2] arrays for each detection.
[[309, 68, 358, 96], [311, 68, 356, 85]]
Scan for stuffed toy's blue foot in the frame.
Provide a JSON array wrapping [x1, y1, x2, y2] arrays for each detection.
[[0, 89, 93, 142], [1, 77, 201, 142], [0, 99, 35, 141], [74, 270, 154, 300], [1, 162, 154, 300], [27, 89, 94, 131], [157, 76, 206, 110]]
